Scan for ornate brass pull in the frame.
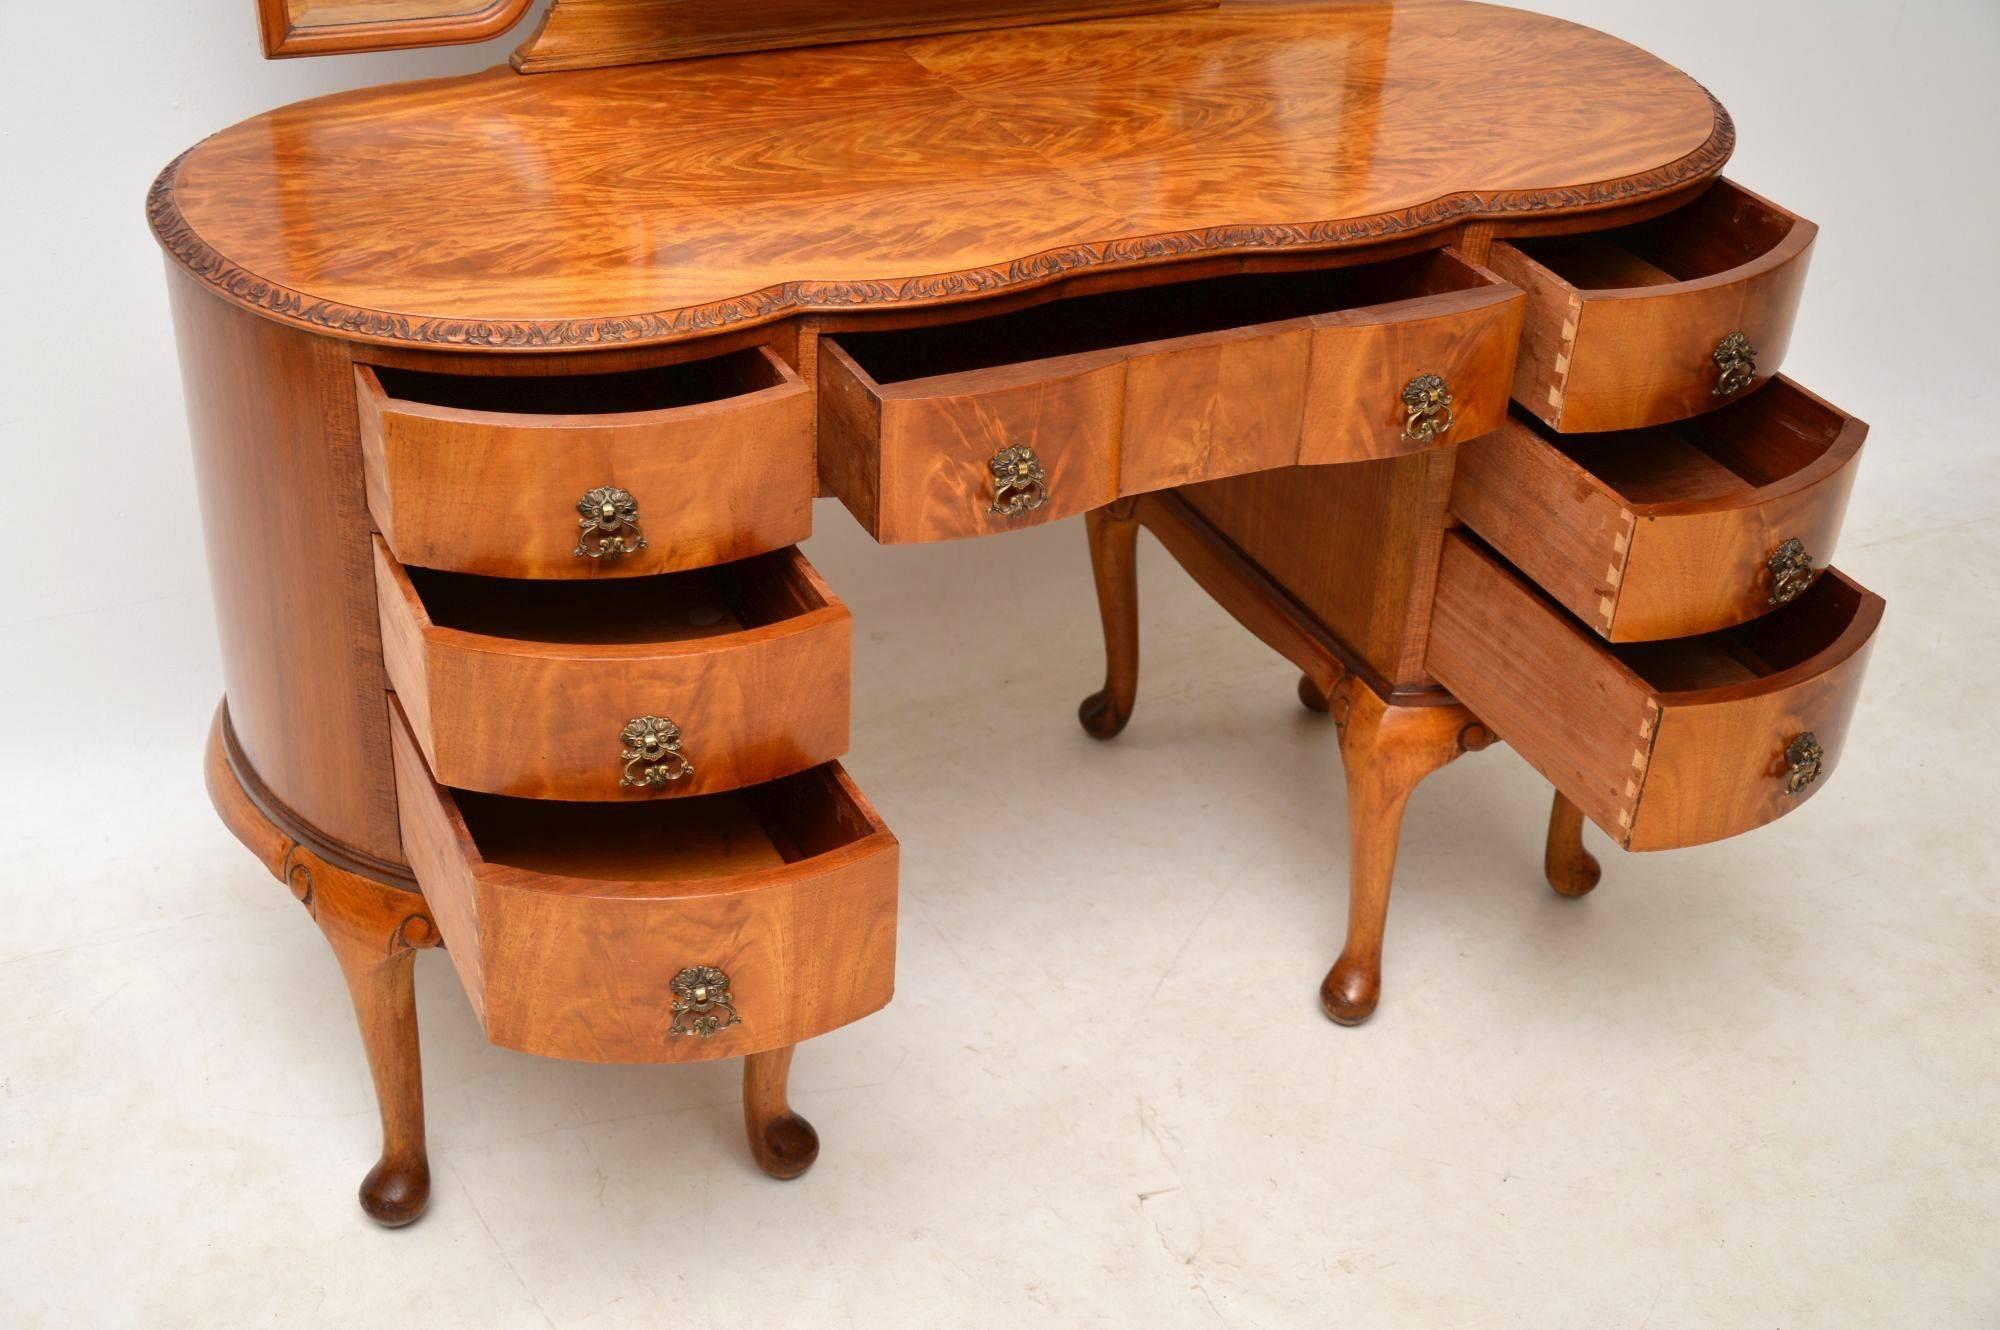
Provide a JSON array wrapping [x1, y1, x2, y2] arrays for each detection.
[[1782, 732, 1824, 796], [987, 444, 1049, 518], [1712, 331, 1757, 397], [619, 714, 694, 788], [1400, 373, 1455, 444], [1767, 537, 1813, 606], [575, 485, 647, 559], [668, 965, 742, 1038]]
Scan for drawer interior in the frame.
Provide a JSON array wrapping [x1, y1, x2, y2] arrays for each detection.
[[1505, 181, 1801, 290], [1608, 567, 1867, 694], [450, 765, 883, 893], [1532, 378, 1852, 507], [368, 347, 788, 416], [401, 549, 827, 646], [831, 251, 1496, 383]]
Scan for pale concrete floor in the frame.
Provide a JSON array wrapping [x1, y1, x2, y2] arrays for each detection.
[[2, 491, 1995, 1327]]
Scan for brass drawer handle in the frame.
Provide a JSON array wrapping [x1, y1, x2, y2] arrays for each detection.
[[988, 444, 1049, 518], [619, 714, 694, 788], [1712, 331, 1757, 397], [1401, 373, 1455, 444], [668, 965, 742, 1038], [575, 485, 648, 559], [1782, 731, 1824, 796], [1767, 537, 1814, 606]]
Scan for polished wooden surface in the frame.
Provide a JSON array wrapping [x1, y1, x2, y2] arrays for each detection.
[[742, 1046, 820, 1181], [513, 0, 1216, 71], [157, 1, 1728, 348], [375, 542, 852, 800], [1182, 452, 1460, 692], [1543, 792, 1602, 898], [1488, 181, 1814, 433], [1321, 677, 1493, 1025], [820, 250, 1517, 544], [1428, 534, 1882, 851], [359, 348, 814, 579], [1454, 380, 1866, 641], [391, 703, 900, 1064], [171, 270, 405, 864], [207, 704, 440, 1226]]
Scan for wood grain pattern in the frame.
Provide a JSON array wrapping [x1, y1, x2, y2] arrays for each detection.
[[1427, 534, 1882, 851], [1321, 677, 1494, 1025], [391, 701, 899, 1064], [171, 270, 404, 863], [259, 0, 535, 57], [207, 704, 441, 1226], [742, 1047, 820, 1180], [376, 541, 852, 801], [819, 339, 1123, 543], [156, 2, 1729, 348], [1182, 450, 1460, 690], [1296, 265, 1523, 463], [1453, 380, 1866, 640], [1488, 180, 1813, 432], [818, 252, 1518, 542], [512, 0, 1215, 71], [358, 347, 813, 579]]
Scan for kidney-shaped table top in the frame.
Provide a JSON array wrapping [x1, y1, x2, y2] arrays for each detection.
[[151, 0, 1728, 350]]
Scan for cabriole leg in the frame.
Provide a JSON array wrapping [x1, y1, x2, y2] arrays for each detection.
[[1079, 498, 1142, 739], [743, 1046, 819, 1180], [1320, 678, 1493, 1026], [1544, 791, 1603, 898], [205, 704, 439, 1227]]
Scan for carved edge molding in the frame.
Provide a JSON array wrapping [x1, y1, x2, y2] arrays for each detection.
[[150, 93, 1733, 350]]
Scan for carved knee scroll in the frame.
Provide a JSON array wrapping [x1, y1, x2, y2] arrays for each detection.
[[205, 702, 441, 1227]]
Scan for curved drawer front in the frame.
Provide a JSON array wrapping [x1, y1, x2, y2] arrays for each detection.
[[375, 540, 850, 801], [359, 347, 813, 579], [1490, 180, 1815, 433], [1428, 533, 1880, 852], [392, 702, 898, 1064], [1453, 378, 1866, 641], [817, 250, 1522, 544]]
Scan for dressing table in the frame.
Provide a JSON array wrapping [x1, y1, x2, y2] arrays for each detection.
[[158, 0, 1879, 1225]]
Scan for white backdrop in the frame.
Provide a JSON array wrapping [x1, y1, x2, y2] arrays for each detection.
[[3, 3, 1997, 1327]]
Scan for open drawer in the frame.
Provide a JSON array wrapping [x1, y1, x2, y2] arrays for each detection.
[[375, 539, 849, 801], [359, 346, 813, 579], [391, 700, 898, 1064], [1428, 532, 1881, 852], [1489, 180, 1815, 433], [1452, 378, 1866, 641], [817, 251, 1523, 543]]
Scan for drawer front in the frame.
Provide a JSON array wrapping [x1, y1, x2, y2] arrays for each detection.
[[1428, 533, 1880, 851], [376, 541, 851, 800], [820, 338, 1121, 543], [359, 347, 813, 579], [817, 251, 1521, 543], [1453, 379, 1867, 641], [392, 704, 898, 1064], [1296, 287, 1523, 464], [1490, 181, 1816, 433]]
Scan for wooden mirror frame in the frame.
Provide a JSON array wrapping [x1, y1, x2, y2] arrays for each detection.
[[257, 0, 537, 58]]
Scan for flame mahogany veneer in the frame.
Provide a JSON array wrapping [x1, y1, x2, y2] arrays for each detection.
[[163, 0, 1879, 1226]]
